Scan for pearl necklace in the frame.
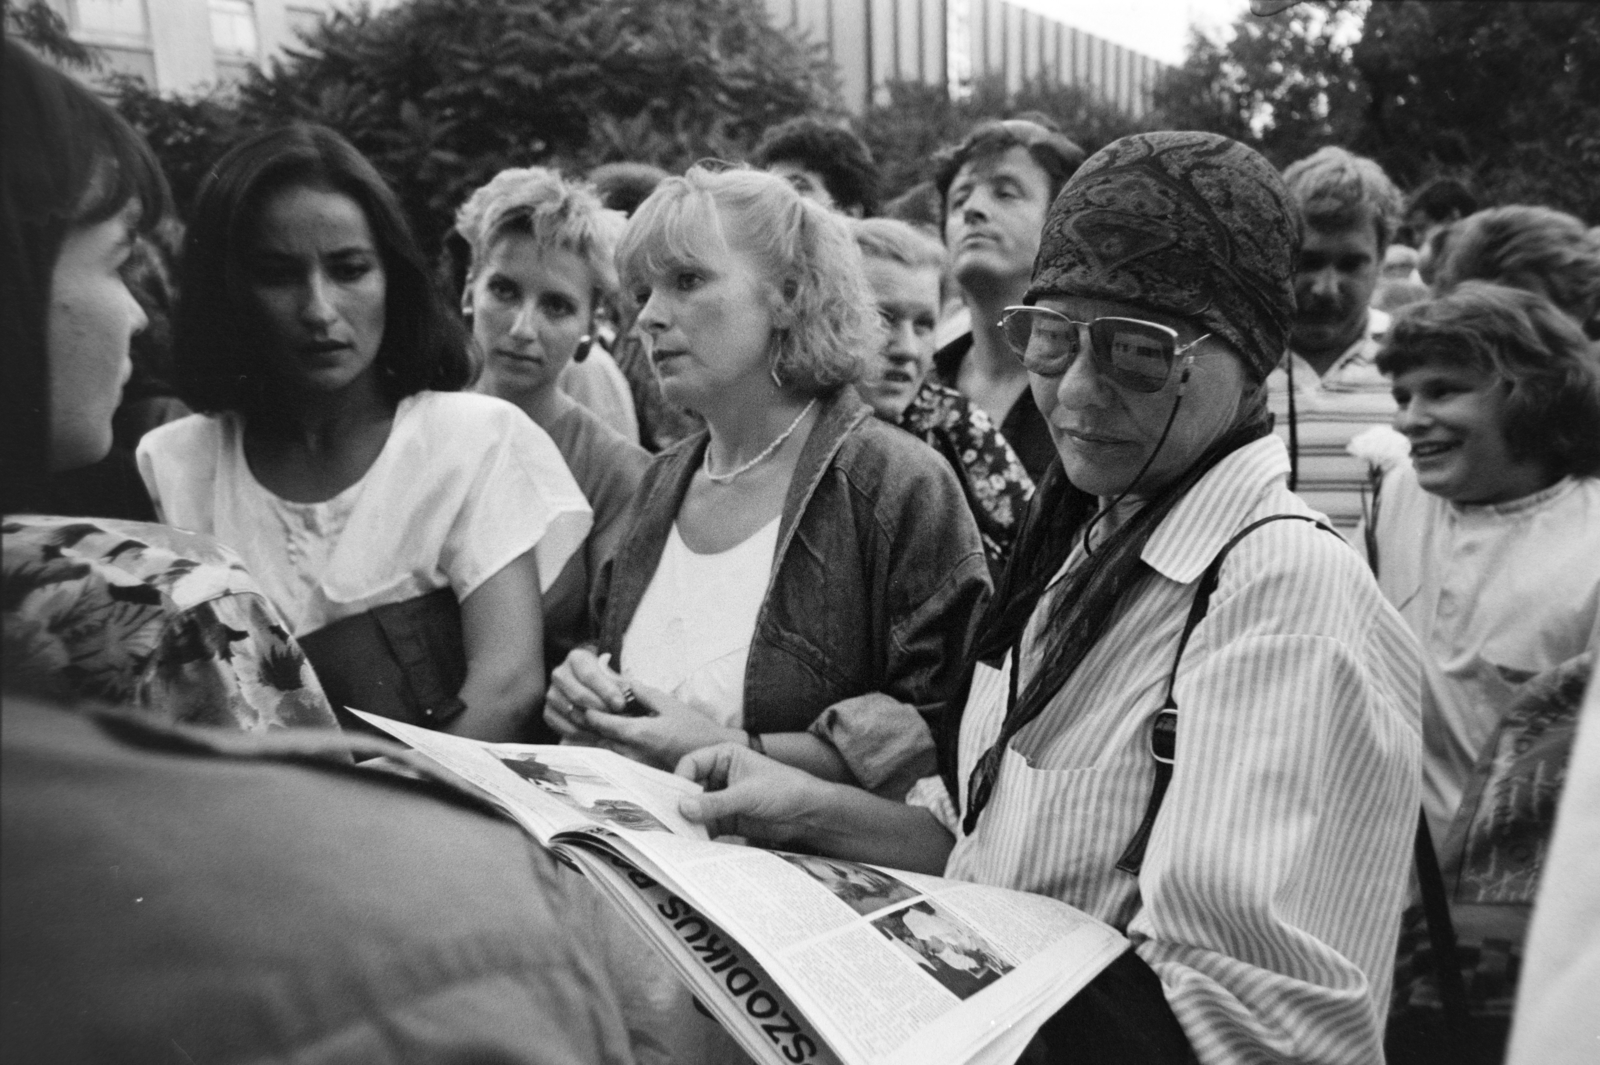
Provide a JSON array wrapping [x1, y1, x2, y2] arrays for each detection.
[[702, 399, 817, 484]]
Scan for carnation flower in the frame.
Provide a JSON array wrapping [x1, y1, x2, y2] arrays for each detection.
[[1346, 425, 1411, 474]]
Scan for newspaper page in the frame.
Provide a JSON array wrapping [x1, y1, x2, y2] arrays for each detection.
[[561, 841, 846, 1065], [609, 832, 1129, 1065], [359, 713, 1126, 1065], [350, 710, 707, 843]]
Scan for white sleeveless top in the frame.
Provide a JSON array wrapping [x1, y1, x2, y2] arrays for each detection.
[[620, 517, 780, 729]]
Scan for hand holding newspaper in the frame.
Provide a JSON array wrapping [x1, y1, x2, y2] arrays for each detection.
[[353, 711, 1129, 1065]]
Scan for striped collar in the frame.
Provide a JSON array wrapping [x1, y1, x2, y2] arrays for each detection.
[[1138, 434, 1297, 585]]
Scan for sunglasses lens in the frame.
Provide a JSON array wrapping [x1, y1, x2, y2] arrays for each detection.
[[1092, 320, 1174, 392], [1002, 309, 1081, 374]]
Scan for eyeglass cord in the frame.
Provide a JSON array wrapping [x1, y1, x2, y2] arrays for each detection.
[[1081, 368, 1189, 558]]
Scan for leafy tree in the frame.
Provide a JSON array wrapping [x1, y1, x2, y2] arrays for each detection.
[[1353, 1, 1600, 220], [1149, 1, 1366, 168], [110, 0, 836, 252], [109, 75, 245, 215], [862, 74, 1146, 203], [5, 0, 101, 69], [1150, 1, 1600, 222]]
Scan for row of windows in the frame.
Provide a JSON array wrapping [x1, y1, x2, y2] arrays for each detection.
[[70, 0, 259, 57]]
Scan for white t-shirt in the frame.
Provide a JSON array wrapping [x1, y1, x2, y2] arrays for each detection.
[[137, 391, 593, 637], [1371, 467, 1600, 840], [619, 517, 779, 729]]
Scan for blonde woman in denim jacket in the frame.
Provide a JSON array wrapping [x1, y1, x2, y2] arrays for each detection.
[[544, 166, 990, 799]]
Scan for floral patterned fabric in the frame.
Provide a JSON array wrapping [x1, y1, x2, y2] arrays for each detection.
[[896, 380, 1035, 575], [3, 515, 337, 732]]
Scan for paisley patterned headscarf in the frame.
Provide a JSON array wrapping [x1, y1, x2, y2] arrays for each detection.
[[1025, 131, 1300, 383]]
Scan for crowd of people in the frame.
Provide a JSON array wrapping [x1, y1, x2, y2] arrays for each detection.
[[4, 31, 1599, 1065]]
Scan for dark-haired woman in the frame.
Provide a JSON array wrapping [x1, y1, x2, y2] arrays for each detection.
[[138, 125, 591, 741], [2, 42, 335, 731]]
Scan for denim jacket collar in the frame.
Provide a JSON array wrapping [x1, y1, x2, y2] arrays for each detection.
[[598, 387, 871, 657]]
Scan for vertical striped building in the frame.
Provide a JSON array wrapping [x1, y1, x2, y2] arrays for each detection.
[[768, 0, 1167, 115]]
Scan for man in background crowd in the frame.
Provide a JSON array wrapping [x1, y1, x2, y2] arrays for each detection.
[[928, 118, 1084, 480], [1268, 145, 1403, 537], [751, 115, 879, 218], [1406, 175, 1478, 284]]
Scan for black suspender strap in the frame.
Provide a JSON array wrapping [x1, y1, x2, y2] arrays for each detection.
[[1115, 514, 1333, 876], [1412, 810, 1479, 1061], [1284, 354, 1300, 491]]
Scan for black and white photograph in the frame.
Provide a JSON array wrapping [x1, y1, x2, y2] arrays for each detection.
[[6, 0, 1597, 1061], [872, 900, 1014, 1000], [779, 852, 921, 916], [499, 752, 671, 832]]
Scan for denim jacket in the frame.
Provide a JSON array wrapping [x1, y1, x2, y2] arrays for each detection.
[[595, 388, 991, 796]]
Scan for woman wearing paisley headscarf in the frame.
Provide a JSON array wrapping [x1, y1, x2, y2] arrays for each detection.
[[675, 132, 1424, 1064]]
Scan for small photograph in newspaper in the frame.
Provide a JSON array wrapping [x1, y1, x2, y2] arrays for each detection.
[[779, 853, 920, 917], [495, 750, 673, 833], [869, 900, 1013, 1001]]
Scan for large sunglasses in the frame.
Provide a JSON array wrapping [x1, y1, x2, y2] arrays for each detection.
[[998, 306, 1212, 393]]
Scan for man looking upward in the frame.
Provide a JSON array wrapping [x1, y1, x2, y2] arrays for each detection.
[[1269, 145, 1404, 537], [929, 119, 1084, 480]]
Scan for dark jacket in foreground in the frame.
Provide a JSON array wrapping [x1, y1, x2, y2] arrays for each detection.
[[0, 697, 635, 1065]]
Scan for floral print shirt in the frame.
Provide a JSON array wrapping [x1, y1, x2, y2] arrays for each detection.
[[896, 380, 1035, 575], [3, 515, 337, 732]]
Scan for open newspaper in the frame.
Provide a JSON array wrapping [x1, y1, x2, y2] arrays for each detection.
[[353, 711, 1128, 1065]]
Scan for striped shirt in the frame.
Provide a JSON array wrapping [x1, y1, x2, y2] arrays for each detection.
[[908, 435, 1422, 1065], [1267, 308, 1395, 540]]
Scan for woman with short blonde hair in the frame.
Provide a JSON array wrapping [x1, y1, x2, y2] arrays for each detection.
[[455, 168, 650, 706]]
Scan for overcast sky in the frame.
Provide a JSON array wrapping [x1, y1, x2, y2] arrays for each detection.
[[1009, 0, 1251, 67]]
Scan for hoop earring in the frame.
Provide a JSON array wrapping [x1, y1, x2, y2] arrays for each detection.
[[768, 332, 786, 390]]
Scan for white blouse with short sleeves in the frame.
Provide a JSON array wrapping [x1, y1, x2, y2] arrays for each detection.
[[137, 391, 593, 637]]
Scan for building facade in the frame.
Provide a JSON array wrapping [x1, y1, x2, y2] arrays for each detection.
[[49, 0, 377, 92], [767, 0, 1167, 115]]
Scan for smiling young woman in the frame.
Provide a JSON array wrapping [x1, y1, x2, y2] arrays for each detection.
[[137, 125, 593, 742], [1369, 281, 1600, 843]]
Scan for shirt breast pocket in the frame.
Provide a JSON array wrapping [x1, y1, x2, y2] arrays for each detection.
[[950, 746, 1152, 905]]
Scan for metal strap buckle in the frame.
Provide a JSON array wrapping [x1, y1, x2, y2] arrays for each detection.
[[1149, 709, 1177, 766]]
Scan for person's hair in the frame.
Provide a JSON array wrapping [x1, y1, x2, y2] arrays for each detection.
[[1408, 176, 1478, 226], [1376, 281, 1600, 478], [2, 40, 171, 510], [171, 123, 470, 415], [1282, 145, 1402, 250], [851, 216, 947, 272], [454, 166, 625, 309], [881, 181, 943, 235], [1432, 205, 1600, 326], [751, 116, 880, 217], [586, 161, 671, 217], [932, 118, 1086, 214], [616, 165, 877, 395]]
